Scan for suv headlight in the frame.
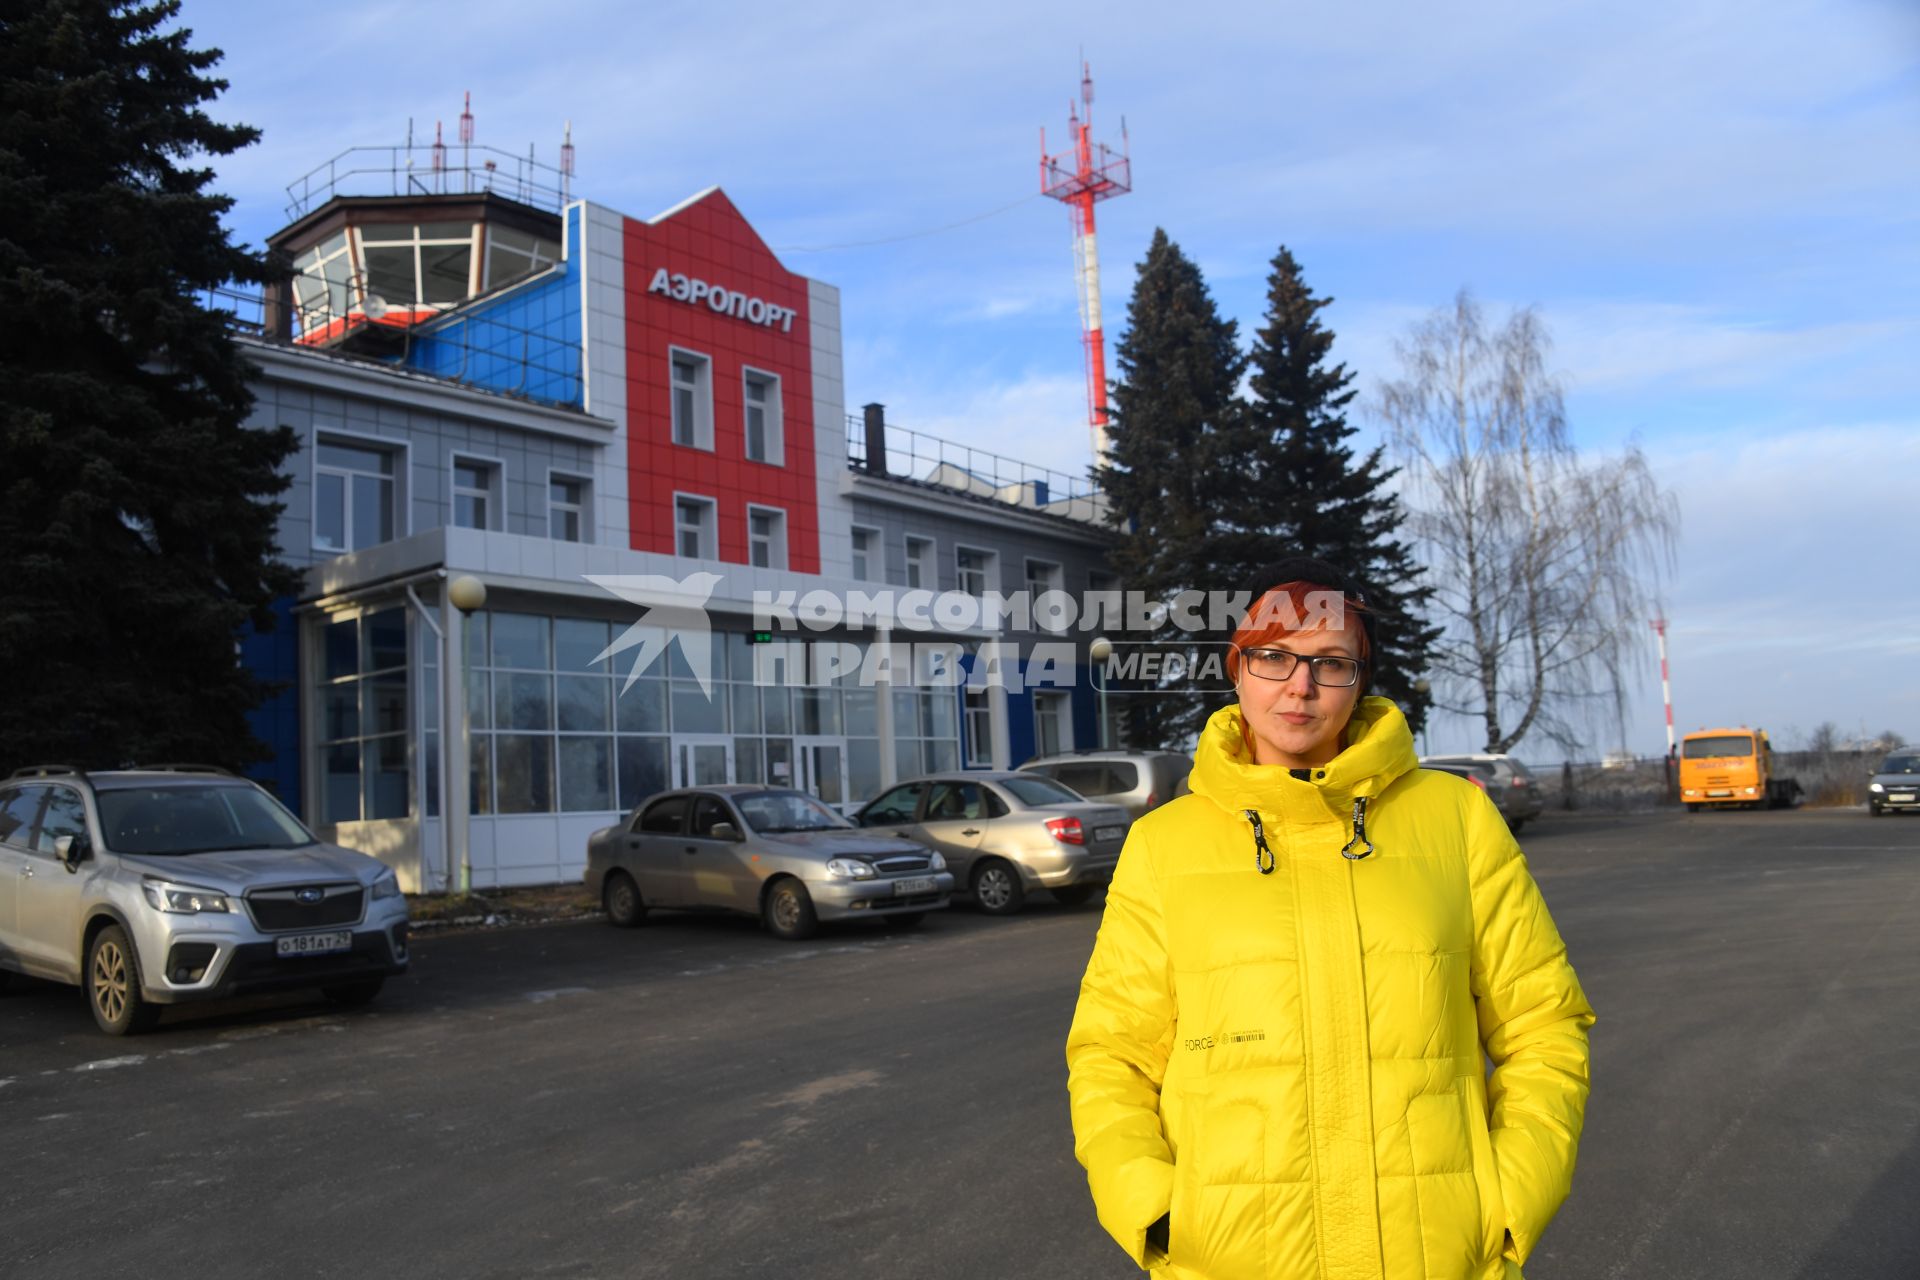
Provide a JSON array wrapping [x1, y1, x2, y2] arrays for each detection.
[[370, 870, 402, 900], [927, 851, 947, 872], [825, 857, 877, 880], [142, 878, 230, 914]]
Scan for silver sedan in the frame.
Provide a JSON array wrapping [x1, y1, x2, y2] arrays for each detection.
[[853, 772, 1130, 915], [584, 785, 953, 941]]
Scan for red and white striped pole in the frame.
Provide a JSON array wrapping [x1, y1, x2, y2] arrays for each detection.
[[1652, 617, 1674, 755]]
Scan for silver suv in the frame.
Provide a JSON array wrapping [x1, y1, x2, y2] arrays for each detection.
[[1017, 750, 1192, 820], [1419, 754, 1545, 831], [0, 765, 410, 1035]]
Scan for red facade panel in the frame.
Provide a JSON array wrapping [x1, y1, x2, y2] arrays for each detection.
[[621, 190, 819, 571]]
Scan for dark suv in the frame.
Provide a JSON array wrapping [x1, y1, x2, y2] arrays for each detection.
[[0, 765, 410, 1035]]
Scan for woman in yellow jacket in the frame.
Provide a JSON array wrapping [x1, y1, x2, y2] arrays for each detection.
[[1067, 558, 1593, 1280]]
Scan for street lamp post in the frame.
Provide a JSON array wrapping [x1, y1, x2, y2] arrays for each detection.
[[444, 574, 487, 896], [1089, 637, 1114, 749]]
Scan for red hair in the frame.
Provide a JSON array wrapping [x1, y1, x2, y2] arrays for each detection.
[[1223, 580, 1371, 683]]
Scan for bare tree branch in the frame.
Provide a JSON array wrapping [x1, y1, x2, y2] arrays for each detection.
[[1375, 291, 1680, 754]]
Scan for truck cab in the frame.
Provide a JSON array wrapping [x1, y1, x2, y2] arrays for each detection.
[[1679, 727, 1802, 810]]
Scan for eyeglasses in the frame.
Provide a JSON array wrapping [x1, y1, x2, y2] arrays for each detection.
[[1236, 646, 1366, 687]]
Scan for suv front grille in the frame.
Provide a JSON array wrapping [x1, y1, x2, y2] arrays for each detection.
[[246, 884, 364, 932]]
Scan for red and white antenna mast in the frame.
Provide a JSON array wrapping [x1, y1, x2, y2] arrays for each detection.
[[1040, 62, 1131, 460], [1652, 617, 1676, 757], [459, 90, 474, 192]]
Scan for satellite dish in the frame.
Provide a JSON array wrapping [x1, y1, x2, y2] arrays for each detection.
[[362, 293, 390, 321]]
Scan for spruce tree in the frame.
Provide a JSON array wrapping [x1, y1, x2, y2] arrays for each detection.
[[1098, 229, 1249, 748], [0, 1, 299, 769], [1245, 245, 1439, 730]]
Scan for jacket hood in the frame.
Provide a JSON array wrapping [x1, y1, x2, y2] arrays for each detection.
[[1189, 696, 1418, 821]]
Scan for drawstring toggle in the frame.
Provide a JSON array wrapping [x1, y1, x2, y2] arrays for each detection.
[[1245, 810, 1276, 875], [1340, 797, 1375, 861]]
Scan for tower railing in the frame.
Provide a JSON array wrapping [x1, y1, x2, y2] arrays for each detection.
[[285, 144, 572, 222]]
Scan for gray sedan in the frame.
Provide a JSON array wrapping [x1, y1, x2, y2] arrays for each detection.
[[853, 772, 1130, 915], [584, 786, 953, 941]]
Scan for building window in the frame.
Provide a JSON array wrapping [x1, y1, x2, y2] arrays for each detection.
[[747, 506, 787, 570], [1033, 691, 1072, 758], [314, 437, 398, 553], [675, 495, 716, 559], [549, 473, 590, 543], [482, 225, 562, 289], [956, 545, 995, 598], [850, 526, 878, 581], [358, 220, 479, 307], [743, 369, 783, 464], [1025, 558, 1063, 595], [315, 607, 410, 825], [964, 689, 993, 767], [670, 349, 712, 449], [905, 536, 934, 590], [452, 456, 500, 531], [289, 231, 356, 338]]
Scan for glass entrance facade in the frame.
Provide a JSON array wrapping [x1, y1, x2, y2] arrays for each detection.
[[396, 608, 968, 819]]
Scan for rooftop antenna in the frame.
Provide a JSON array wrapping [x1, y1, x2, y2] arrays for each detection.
[[1039, 60, 1132, 461], [560, 120, 576, 205], [459, 91, 474, 194], [430, 120, 446, 192]]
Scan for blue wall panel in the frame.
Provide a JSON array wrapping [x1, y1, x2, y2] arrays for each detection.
[[241, 595, 301, 809]]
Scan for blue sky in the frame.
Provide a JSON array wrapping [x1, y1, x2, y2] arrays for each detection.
[[183, 0, 1920, 759]]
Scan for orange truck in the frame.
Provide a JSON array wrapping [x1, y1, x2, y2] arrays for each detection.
[[1679, 727, 1804, 811]]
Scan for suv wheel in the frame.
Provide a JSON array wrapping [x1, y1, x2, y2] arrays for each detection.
[[323, 978, 385, 1007], [88, 925, 158, 1036], [603, 871, 646, 927], [763, 878, 818, 941], [972, 860, 1025, 916]]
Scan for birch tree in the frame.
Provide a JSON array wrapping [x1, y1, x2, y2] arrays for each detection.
[[1378, 292, 1678, 754]]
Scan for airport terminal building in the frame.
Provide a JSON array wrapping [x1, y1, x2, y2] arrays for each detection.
[[235, 151, 1117, 890]]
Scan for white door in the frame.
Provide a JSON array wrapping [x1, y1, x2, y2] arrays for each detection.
[[672, 736, 734, 788], [794, 737, 849, 811]]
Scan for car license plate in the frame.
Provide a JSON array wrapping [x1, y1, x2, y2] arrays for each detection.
[[276, 930, 351, 957], [1095, 826, 1125, 843], [1706, 790, 1733, 798], [1892, 793, 1917, 804], [892, 877, 937, 896]]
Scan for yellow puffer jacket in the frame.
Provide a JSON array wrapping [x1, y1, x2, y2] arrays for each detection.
[[1066, 698, 1593, 1280]]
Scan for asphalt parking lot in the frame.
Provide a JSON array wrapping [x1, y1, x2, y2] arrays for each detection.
[[2, 807, 1916, 1279]]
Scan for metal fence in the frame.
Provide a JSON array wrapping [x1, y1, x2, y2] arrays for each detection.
[[844, 415, 1106, 523], [284, 144, 573, 223], [1538, 748, 1887, 811], [200, 284, 585, 413]]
